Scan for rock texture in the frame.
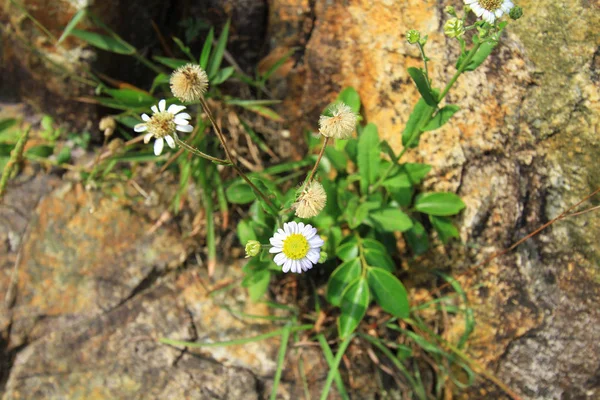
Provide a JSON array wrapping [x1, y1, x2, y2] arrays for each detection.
[[269, 0, 600, 398]]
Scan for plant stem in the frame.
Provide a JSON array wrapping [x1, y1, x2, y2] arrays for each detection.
[[197, 157, 217, 277], [319, 334, 354, 400], [305, 137, 329, 187], [198, 97, 279, 217], [317, 334, 350, 400], [372, 41, 483, 192], [174, 136, 230, 164], [417, 42, 430, 87]]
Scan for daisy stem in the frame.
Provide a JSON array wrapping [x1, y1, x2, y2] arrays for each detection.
[[198, 97, 280, 218], [305, 137, 329, 187], [417, 42, 431, 87], [174, 136, 230, 165]]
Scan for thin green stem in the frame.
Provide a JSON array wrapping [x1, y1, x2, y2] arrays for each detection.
[[174, 136, 230, 164], [198, 97, 280, 218], [319, 334, 354, 400], [371, 41, 483, 192], [197, 157, 217, 276], [417, 42, 430, 87], [159, 324, 313, 348], [270, 324, 291, 400]]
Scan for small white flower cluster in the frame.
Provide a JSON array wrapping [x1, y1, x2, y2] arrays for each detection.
[[134, 99, 192, 156]]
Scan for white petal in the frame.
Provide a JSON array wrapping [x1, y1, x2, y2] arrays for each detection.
[[502, 0, 513, 12], [134, 124, 147, 132], [295, 261, 303, 274], [306, 249, 320, 264], [168, 104, 186, 114], [471, 4, 484, 16], [495, 8, 503, 17], [151, 105, 159, 113], [273, 232, 286, 241], [304, 227, 317, 240], [282, 259, 292, 273], [270, 236, 284, 247], [269, 246, 283, 253], [154, 138, 164, 156], [290, 261, 296, 273], [141, 113, 150, 122], [143, 133, 153, 143], [274, 253, 286, 266], [277, 229, 286, 236], [176, 112, 192, 120], [174, 118, 189, 126], [165, 135, 175, 149], [298, 222, 305, 231], [284, 223, 292, 235], [309, 236, 324, 248], [176, 124, 194, 133], [158, 99, 166, 112]]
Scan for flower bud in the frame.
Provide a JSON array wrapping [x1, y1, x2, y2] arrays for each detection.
[[99, 116, 116, 137], [318, 251, 327, 264], [509, 6, 523, 20], [406, 29, 421, 44], [245, 240, 261, 258], [444, 18, 465, 38], [444, 6, 456, 16]]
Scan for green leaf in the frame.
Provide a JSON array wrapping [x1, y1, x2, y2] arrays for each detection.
[[364, 248, 395, 272], [237, 220, 257, 244], [336, 236, 359, 261], [0, 118, 17, 134], [104, 88, 156, 108], [207, 19, 230, 79], [70, 29, 134, 54], [362, 238, 387, 254], [404, 220, 430, 255], [423, 105, 460, 131], [199, 28, 214, 69], [150, 73, 170, 93], [171, 36, 195, 61], [338, 278, 369, 338], [326, 259, 361, 307], [243, 270, 270, 302], [415, 192, 466, 216], [369, 208, 413, 232], [357, 123, 380, 194], [336, 87, 361, 113], [324, 147, 347, 172], [407, 67, 438, 106], [260, 48, 295, 81], [153, 56, 188, 69], [348, 201, 379, 229], [25, 145, 53, 158], [404, 163, 432, 183], [58, 8, 87, 44], [226, 181, 255, 204], [464, 41, 497, 71], [345, 139, 358, 163], [429, 215, 460, 243], [367, 268, 409, 318], [402, 97, 436, 149], [211, 66, 235, 85]]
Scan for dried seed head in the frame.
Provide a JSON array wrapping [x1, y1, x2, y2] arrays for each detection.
[[293, 181, 327, 219], [318, 103, 357, 140], [99, 116, 116, 137], [170, 64, 209, 103]]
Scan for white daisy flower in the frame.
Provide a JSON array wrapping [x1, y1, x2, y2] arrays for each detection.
[[133, 99, 193, 156], [464, 0, 514, 24], [269, 221, 324, 274]]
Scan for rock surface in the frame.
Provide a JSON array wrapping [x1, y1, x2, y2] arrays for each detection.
[[269, 0, 600, 398]]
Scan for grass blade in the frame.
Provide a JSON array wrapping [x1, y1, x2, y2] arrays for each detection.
[[58, 8, 87, 44], [317, 334, 350, 400], [270, 324, 291, 400], [207, 20, 230, 79]]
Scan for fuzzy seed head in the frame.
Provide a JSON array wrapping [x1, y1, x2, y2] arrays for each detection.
[[294, 181, 327, 219], [146, 112, 176, 139], [170, 64, 209, 102], [318, 103, 357, 140]]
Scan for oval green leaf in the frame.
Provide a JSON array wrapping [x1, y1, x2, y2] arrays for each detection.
[[326, 259, 361, 307], [336, 236, 359, 261], [415, 192, 466, 216], [364, 248, 395, 272], [367, 268, 409, 318], [226, 181, 255, 204], [338, 277, 370, 339], [407, 67, 438, 107], [357, 123, 380, 194], [369, 207, 413, 232]]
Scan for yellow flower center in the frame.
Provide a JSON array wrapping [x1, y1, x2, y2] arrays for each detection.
[[282, 234, 310, 260], [479, 0, 502, 10], [147, 111, 175, 138]]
